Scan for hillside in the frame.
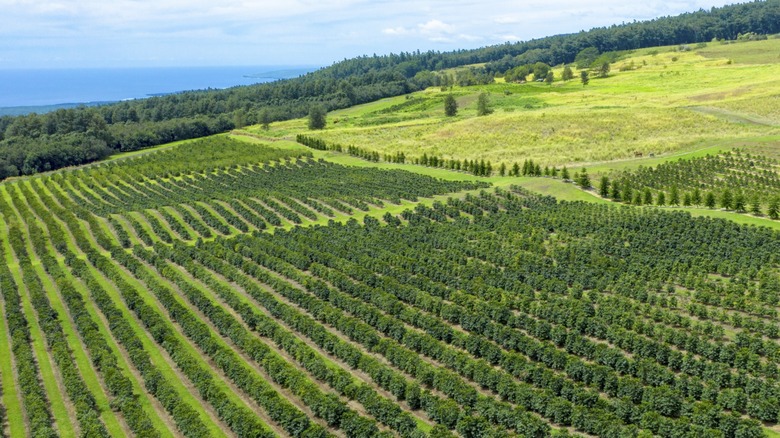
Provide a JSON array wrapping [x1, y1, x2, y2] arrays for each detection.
[[268, 39, 780, 168], [2, 0, 780, 181], [233, 36, 780, 230], [1, 128, 779, 437], [2, 15, 780, 438]]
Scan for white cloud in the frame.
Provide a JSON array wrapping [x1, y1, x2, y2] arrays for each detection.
[[383, 18, 478, 43], [0, 0, 747, 68], [457, 34, 482, 42], [418, 19, 454, 35], [382, 26, 409, 35]]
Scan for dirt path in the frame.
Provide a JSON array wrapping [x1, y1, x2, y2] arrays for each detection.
[[687, 105, 778, 127]]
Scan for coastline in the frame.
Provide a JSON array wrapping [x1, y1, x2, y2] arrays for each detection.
[[0, 65, 317, 116]]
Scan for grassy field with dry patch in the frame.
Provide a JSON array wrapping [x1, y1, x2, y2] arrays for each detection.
[[246, 38, 780, 169]]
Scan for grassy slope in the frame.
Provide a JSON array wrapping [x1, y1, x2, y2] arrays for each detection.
[[38, 37, 771, 235], [229, 38, 780, 231], [247, 39, 780, 168]]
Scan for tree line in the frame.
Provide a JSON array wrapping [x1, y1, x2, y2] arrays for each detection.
[[602, 150, 780, 219]]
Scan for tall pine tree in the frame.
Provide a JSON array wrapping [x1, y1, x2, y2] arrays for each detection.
[[444, 94, 458, 116]]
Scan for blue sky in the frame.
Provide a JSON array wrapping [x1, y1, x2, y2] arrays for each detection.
[[0, 0, 742, 69]]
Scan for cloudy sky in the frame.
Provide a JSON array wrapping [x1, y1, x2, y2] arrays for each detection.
[[0, 0, 742, 69]]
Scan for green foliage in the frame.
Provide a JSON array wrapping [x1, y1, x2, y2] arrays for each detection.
[[750, 194, 762, 215], [734, 192, 747, 212], [576, 167, 591, 189], [116, 136, 308, 178], [0, 189, 164, 437], [769, 197, 780, 219], [308, 105, 327, 130], [198, 188, 780, 438], [692, 188, 702, 206], [610, 180, 621, 201], [532, 62, 551, 81], [259, 108, 272, 131], [705, 191, 716, 208], [669, 185, 680, 206], [44, 146, 488, 229], [598, 61, 611, 78], [612, 150, 780, 218], [580, 71, 590, 86], [721, 189, 734, 210], [562, 65, 575, 81], [682, 191, 691, 206], [4, 141, 780, 438], [455, 67, 495, 86], [575, 47, 600, 69], [504, 65, 530, 82], [476, 93, 493, 116], [0, 238, 58, 438], [444, 94, 458, 117], [643, 188, 653, 205]]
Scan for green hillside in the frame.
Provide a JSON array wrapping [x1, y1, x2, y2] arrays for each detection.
[[261, 39, 780, 168], [3, 31, 780, 438]]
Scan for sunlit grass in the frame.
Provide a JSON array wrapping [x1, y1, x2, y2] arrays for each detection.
[[245, 38, 780, 169], [713, 94, 780, 124], [698, 37, 780, 64], [307, 106, 770, 166]]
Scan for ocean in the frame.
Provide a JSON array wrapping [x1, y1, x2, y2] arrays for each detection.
[[0, 65, 316, 115]]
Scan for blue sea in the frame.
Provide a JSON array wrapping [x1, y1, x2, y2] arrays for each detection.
[[0, 65, 317, 115]]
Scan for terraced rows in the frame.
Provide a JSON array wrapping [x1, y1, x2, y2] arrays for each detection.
[[189, 190, 778, 438], [608, 149, 780, 216], [0, 143, 487, 437], [2, 134, 780, 438], [58, 156, 486, 248]]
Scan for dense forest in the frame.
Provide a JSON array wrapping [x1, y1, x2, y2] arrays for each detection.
[[1, 0, 779, 179]]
